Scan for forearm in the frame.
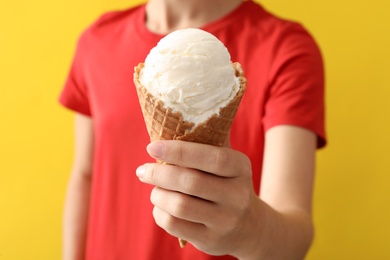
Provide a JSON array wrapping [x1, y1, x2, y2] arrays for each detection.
[[233, 126, 317, 259], [232, 198, 314, 260], [63, 172, 92, 260]]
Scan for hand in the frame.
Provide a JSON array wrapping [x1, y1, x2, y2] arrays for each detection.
[[136, 140, 259, 256]]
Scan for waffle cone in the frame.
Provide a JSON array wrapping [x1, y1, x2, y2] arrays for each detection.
[[133, 62, 246, 147]]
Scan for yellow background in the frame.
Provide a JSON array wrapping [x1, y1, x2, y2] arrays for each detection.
[[0, 0, 389, 259]]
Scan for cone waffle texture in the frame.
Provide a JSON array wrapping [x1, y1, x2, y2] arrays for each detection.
[[134, 62, 246, 147]]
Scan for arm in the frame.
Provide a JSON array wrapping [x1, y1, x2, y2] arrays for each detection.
[[257, 125, 316, 259], [63, 114, 94, 260], [136, 125, 316, 259]]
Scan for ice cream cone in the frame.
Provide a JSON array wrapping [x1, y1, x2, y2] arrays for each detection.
[[134, 62, 246, 147]]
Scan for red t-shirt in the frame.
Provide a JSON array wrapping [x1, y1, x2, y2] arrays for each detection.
[[60, 1, 326, 259]]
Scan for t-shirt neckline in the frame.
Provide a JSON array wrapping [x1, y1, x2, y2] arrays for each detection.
[[135, 0, 253, 42]]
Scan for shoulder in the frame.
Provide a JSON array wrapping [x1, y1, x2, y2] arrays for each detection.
[[244, 1, 318, 47], [77, 4, 144, 48], [246, 2, 322, 68], [90, 5, 142, 31], [226, 1, 323, 78]]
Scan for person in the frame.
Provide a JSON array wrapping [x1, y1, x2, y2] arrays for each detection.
[[59, 0, 326, 259]]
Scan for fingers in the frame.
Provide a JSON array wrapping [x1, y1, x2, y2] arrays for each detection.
[[151, 185, 253, 256], [146, 140, 251, 178], [151, 187, 216, 225], [152, 205, 214, 247], [136, 163, 228, 202], [136, 162, 253, 226], [151, 186, 246, 255]]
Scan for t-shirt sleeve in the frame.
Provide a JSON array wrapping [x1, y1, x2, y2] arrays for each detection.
[[59, 32, 92, 116], [263, 24, 326, 148]]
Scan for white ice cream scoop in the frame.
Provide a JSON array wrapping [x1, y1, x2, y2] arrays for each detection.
[[139, 28, 239, 126]]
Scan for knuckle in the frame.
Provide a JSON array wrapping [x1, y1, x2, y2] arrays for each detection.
[[164, 216, 179, 236], [153, 207, 175, 232], [239, 154, 252, 177], [211, 148, 230, 172], [152, 207, 163, 227], [169, 141, 185, 163], [152, 206, 159, 220], [173, 193, 188, 217], [163, 215, 175, 231], [150, 187, 159, 205], [180, 172, 202, 195], [154, 210, 167, 229]]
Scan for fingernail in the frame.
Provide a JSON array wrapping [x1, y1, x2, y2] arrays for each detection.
[[147, 142, 165, 158], [136, 165, 145, 178]]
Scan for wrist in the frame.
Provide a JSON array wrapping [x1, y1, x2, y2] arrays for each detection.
[[230, 195, 270, 260]]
